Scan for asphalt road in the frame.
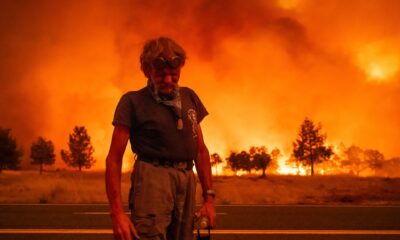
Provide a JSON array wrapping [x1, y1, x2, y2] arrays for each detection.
[[0, 204, 399, 240]]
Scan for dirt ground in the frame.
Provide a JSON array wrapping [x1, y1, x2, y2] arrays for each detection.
[[1, 171, 399, 205]]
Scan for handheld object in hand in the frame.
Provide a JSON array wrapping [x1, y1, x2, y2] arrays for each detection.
[[197, 228, 211, 240], [196, 216, 211, 240]]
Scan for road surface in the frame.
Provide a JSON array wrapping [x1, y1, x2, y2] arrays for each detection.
[[0, 204, 399, 240]]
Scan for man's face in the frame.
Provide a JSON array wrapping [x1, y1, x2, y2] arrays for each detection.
[[150, 66, 181, 97]]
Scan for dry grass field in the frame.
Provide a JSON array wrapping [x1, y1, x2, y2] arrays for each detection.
[[1, 170, 399, 205]]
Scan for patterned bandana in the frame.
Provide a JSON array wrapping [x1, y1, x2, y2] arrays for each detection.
[[147, 80, 183, 130]]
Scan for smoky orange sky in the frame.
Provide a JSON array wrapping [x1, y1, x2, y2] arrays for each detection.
[[1, 0, 399, 170]]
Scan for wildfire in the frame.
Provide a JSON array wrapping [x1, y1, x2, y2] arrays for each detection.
[[211, 164, 224, 176], [276, 156, 307, 176], [277, 164, 306, 175], [1, 1, 400, 173], [356, 42, 400, 82], [277, 0, 301, 9]]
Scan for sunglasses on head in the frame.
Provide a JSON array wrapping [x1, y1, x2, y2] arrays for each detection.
[[152, 56, 182, 69]]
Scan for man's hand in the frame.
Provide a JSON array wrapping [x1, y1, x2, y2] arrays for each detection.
[[106, 125, 134, 239], [111, 212, 139, 240], [195, 196, 216, 228], [194, 124, 216, 229]]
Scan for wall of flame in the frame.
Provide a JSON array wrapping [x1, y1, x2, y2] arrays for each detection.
[[1, 0, 399, 171]]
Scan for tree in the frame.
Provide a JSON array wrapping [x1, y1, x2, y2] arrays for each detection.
[[61, 126, 95, 171], [210, 153, 223, 176], [341, 145, 365, 175], [364, 149, 384, 175], [238, 150, 252, 174], [381, 157, 400, 177], [250, 146, 271, 177], [0, 128, 22, 172], [319, 152, 341, 175], [226, 150, 252, 175], [226, 151, 240, 175], [269, 147, 281, 173], [30, 137, 56, 174], [293, 118, 333, 176]]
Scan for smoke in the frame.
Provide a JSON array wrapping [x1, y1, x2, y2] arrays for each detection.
[[0, 0, 399, 170]]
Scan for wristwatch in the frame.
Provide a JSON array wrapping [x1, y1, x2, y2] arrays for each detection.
[[204, 189, 216, 198]]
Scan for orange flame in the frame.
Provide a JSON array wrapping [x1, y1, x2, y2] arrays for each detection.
[[0, 1, 399, 172]]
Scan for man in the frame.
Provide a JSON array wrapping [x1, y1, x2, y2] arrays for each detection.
[[106, 37, 216, 240]]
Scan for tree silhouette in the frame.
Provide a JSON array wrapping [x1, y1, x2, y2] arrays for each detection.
[[364, 149, 384, 175], [0, 128, 22, 172], [226, 151, 252, 175], [210, 153, 223, 176], [269, 147, 281, 173], [250, 146, 271, 177], [61, 126, 95, 171], [293, 118, 333, 176], [319, 152, 341, 175], [381, 157, 400, 177], [226, 151, 240, 175], [341, 145, 365, 175], [30, 137, 56, 174], [238, 151, 252, 174]]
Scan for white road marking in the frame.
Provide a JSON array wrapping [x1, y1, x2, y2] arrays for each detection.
[[1, 229, 400, 235]]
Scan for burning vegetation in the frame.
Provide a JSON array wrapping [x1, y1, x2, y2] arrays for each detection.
[[210, 118, 400, 177], [2, 117, 398, 177], [0, 0, 400, 174]]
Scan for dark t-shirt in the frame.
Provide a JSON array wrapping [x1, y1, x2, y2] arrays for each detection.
[[112, 86, 208, 162]]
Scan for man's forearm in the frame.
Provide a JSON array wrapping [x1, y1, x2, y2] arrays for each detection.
[[105, 155, 125, 215], [195, 146, 213, 199]]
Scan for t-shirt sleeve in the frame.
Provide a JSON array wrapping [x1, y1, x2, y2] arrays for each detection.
[[189, 89, 208, 124], [112, 93, 134, 128]]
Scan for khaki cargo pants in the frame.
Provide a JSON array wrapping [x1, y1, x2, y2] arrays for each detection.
[[129, 160, 196, 240]]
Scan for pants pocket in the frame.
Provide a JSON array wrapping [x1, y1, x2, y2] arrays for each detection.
[[134, 215, 159, 237]]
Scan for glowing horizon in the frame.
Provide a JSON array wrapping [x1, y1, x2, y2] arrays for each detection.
[[1, 0, 399, 172]]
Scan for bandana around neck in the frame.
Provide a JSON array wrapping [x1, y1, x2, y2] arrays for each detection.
[[147, 80, 183, 130]]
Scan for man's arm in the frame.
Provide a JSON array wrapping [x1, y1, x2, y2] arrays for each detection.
[[105, 125, 139, 240], [194, 124, 216, 228]]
